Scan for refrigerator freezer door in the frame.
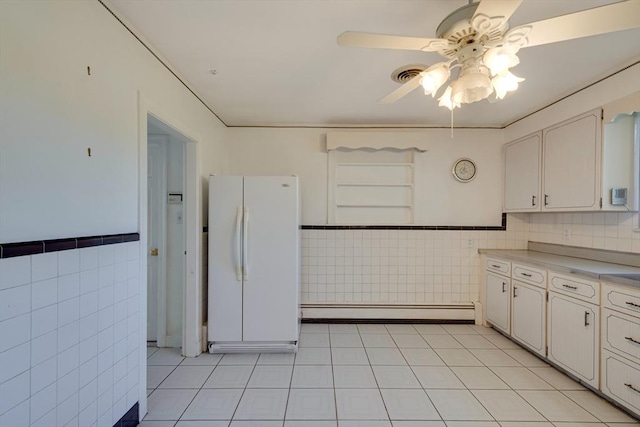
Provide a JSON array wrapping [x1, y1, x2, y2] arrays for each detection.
[[242, 176, 299, 342], [208, 176, 244, 342]]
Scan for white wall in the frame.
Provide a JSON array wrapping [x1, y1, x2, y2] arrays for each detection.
[[0, 0, 229, 244], [226, 128, 505, 226], [0, 0, 229, 423]]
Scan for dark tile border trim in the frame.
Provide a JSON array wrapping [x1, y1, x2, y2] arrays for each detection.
[[302, 319, 474, 324], [113, 402, 138, 427], [299, 213, 507, 231], [1, 232, 140, 259]]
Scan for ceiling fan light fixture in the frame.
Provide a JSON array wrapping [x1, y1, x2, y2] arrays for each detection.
[[483, 45, 521, 76], [420, 65, 450, 97], [451, 68, 493, 104], [438, 85, 460, 110], [492, 71, 524, 99]]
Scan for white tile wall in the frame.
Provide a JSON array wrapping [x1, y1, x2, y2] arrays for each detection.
[[528, 211, 640, 253], [301, 214, 529, 304], [0, 242, 140, 427]]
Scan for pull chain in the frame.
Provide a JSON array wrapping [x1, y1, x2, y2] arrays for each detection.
[[450, 108, 454, 139]]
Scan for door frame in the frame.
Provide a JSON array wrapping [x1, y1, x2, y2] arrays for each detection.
[[137, 92, 203, 417]]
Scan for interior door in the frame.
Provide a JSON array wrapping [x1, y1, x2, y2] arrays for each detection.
[[208, 176, 244, 342], [242, 176, 299, 342], [147, 137, 167, 343]]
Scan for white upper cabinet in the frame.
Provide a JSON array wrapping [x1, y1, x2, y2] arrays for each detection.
[[503, 97, 639, 212], [503, 132, 541, 212], [543, 110, 602, 211]]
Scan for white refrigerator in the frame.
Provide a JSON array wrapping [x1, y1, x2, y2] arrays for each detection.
[[208, 175, 300, 352]]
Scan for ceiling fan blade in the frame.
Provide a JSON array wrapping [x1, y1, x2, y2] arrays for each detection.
[[472, 0, 522, 22], [337, 31, 449, 52], [521, 0, 640, 48], [377, 75, 422, 105]]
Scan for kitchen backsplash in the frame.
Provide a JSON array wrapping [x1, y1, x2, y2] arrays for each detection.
[[528, 212, 640, 253], [301, 214, 529, 304], [301, 211, 639, 304]]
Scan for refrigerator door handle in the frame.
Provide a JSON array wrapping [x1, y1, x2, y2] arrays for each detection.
[[243, 207, 249, 281], [235, 206, 242, 281]]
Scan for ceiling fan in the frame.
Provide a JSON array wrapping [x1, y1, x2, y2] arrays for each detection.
[[337, 0, 640, 110]]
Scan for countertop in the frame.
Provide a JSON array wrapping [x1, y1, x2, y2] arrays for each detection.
[[478, 249, 640, 288]]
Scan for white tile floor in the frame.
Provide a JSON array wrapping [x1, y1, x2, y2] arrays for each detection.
[[140, 323, 639, 427]]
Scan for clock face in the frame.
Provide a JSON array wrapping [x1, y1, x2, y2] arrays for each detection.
[[453, 158, 477, 182]]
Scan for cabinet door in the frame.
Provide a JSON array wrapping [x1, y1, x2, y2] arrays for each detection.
[[543, 109, 601, 210], [504, 132, 541, 212], [512, 281, 546, 356], [486, 273, 511, 334], [547, 292, 599, 387]]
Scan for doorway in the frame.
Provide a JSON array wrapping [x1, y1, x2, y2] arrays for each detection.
[[147, 115, 187, 349]]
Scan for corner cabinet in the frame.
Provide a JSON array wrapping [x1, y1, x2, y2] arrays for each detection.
[[542, 110, 602, 211], [503, 132, 542, 212]]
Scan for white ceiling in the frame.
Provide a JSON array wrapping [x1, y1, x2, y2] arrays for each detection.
[[108, 0, 640, 128]]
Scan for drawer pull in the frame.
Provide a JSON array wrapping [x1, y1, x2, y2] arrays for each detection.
[[584, 311, 590, 327], [491, 264, 502, 269], [625, 383, 640, 394], [625, 336, 640, 345], [562, 284, 578, 290], [502, 282, 506, 293], [626, 301, 640, 309], [520, 272, 532, 277]]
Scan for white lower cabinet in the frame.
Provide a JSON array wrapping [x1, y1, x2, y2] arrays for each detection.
[[486, 272, 511, 334], [601, 349, 640, 415], [547, 292, 599, 388], [511, 281, 546, 356], [600, 282, 640, 417]]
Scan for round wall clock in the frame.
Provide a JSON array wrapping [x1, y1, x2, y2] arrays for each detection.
[[452, 158, 477, 182]]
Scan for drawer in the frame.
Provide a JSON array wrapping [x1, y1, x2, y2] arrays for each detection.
[[602, 308, 640, 364], [601, 349, 640, 417], [602, 282, 640, 318], [512, 263, 546, 288], [487, 258, 510, 277], [549, 272, 599, 304]]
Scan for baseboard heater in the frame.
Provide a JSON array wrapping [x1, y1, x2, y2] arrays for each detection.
[[301, 303, 475, 321]]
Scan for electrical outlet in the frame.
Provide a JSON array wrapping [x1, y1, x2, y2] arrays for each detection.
[[177, 210, 183, 224], [466, 239, 474, 248], [563, 228, 571, 240]]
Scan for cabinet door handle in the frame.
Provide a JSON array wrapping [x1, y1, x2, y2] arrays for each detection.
[[562, 284, 578, 290], [584, 311, 590, 326], [544, 194, 549, 206], [626, 301, 640, 309], [502, 282, 506, 293], [513, 286, 517, 298], [532, 195, 536, 206], [625, 336, 640, 345], [520, 272, 532, 277], [625, 383, 640, 394]]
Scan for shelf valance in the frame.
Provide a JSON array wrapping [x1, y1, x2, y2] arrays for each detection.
[[326, 131, 429, 152]]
